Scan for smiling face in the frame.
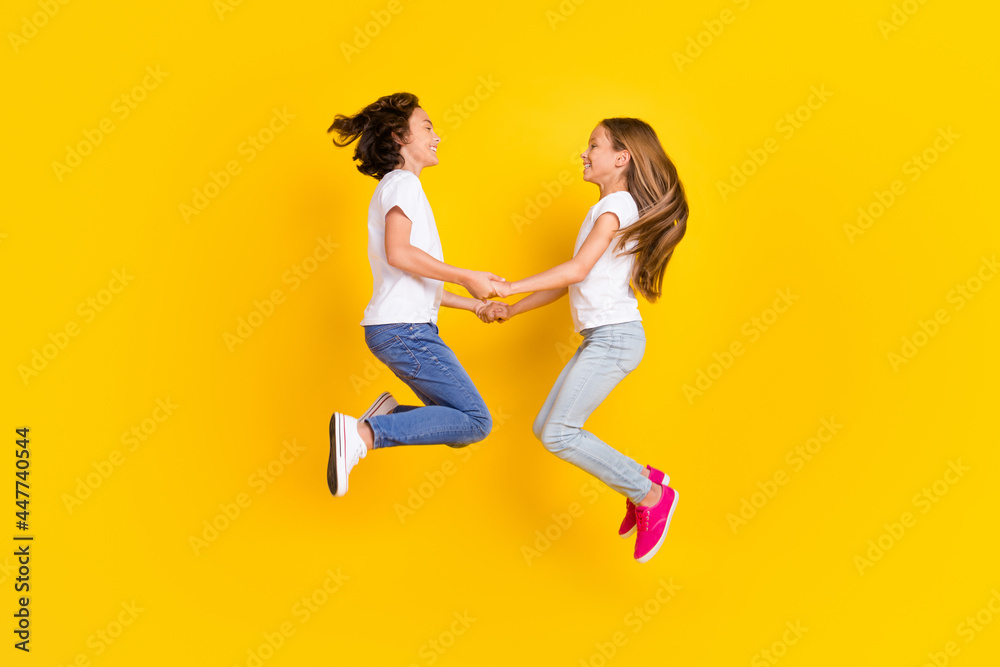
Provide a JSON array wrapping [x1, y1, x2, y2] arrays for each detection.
[[397, 107, 440, 174], [581, 124, 629, 193]]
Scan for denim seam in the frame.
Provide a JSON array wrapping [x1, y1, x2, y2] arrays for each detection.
[[373, 423, 482, 447], [615, 333, 645, 374], [367, 414, 474, 448], [555, 429, 649, 503], [542, 337, 648, 501], [371, 336, 422, 380], [556, 337, 617, 428], [364, 322, 410, 342], [366, 415, 384, 449], [614, 334, 631, 374], [404, 328, 487, 421]]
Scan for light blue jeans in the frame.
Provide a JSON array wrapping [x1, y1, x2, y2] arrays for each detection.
[[362, 322, 492, 448], [533, 320, 660, 504]]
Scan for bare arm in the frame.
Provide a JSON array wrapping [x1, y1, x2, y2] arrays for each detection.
[[385, 206, 501, 300], [494, 212, 621, 297], [506, 287, 568, 319], [441, 290, 492, 314]]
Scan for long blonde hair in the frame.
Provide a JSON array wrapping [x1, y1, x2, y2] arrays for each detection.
[[601, 117, 689, 302]]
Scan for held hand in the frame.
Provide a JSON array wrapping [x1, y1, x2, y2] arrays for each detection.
[[488, 302, 511, 323], [465, 271, 504, 301], [474, 300, 509, 324], [475, 300, 499, 324], [490, 279, 513, 299]]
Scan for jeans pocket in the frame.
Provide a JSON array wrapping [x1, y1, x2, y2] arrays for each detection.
[[615, 334, 646, 374], [364, 323, 407, 343], [368, 335, 421, 380]]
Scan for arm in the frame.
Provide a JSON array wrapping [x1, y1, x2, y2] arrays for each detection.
[[495, 212, 621, 297], [441, 290, 495, 315], [385, 206, 501, 300], [506, 287, 567, 319], [479, 287, 566, 324]]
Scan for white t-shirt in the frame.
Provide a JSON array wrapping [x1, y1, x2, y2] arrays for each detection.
[[568, 191, 642, 333], [360, 169, 444, 326]]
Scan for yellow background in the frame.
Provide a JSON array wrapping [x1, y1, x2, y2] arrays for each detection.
[[3, 0, 999, 664]]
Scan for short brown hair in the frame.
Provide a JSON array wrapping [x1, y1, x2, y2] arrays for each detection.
[[327, 92, 420, 180]]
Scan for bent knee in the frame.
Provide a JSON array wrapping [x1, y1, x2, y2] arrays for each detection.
[[475, 409, 493, 440], [531, 419, 544, 442], [539, 423, 576, 455], [447, 408, 491, 448]]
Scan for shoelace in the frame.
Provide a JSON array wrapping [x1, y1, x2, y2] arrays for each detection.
[[635, 506, 650, 532], [348, 438, 365, 472]]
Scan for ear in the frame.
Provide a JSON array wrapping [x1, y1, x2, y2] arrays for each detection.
[[391, 131, 408, 147], [616, 150, 631, 166]]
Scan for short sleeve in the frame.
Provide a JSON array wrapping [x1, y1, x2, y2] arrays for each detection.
[[379, 173, 425, 225], [593, 192, 639, 230]]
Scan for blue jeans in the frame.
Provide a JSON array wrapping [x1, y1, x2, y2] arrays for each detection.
[[533, 320, 660, 504], [362, 323, 492, 448]]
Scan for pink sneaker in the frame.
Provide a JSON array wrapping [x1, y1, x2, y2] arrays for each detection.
[[619, 465, 667, 538], [634, 484, 678, 563]]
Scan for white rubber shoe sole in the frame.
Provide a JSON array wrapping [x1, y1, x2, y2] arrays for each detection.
[[327, 412, 350, 497], [328, 394, 395, 497]]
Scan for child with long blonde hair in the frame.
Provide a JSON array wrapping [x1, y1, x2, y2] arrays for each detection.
[[488, 118, 689, 562]]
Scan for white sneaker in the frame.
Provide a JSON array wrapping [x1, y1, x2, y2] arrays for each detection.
[[361, 392, 398, 421], [327, 413, 367, 497]]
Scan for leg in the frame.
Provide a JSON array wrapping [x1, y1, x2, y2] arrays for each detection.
[[539, 322, 652, 504], [362, 323, 491, 448], [391, 382, 436, 413], [533, 334, 645, 478], [531, 345, 582, 441]]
